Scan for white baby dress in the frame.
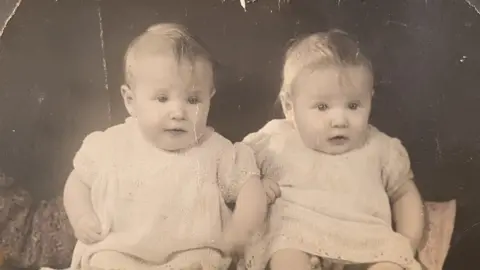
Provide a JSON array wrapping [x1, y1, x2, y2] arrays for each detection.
[[44, 117, 259, 270], [242, 119, 422, 270]]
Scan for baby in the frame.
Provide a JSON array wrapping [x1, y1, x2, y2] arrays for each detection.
[[61, 23, 267, 270], [242, 30, 425, 270]]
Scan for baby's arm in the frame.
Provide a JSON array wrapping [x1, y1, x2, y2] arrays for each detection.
[[217, 140, 268, 253], [383, 137, 425, 253], [63, 170, 94, 227], [390, 179, 425, 253], [225, 175, 267, 247], [65, 131, 107, 244], [64, 170, 104, 244]]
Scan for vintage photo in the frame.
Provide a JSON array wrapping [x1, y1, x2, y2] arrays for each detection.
[[0, 0, 479, 269]]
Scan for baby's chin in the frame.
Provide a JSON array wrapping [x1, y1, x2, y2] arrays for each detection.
[[154, 132, 209, 152], [154, 138, 195, 152], [155, 142, 193, 153], [313, 146, 351, 155], [311, 141, 362, 155]]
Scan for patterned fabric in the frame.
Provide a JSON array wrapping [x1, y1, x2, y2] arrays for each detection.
[[418, 200, 456, 270], [0, 170, 75, 269]]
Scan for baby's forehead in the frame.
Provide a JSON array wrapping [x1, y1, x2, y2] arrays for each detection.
[[303, 64, 371, 85], [128, 53, 213, 82], [297, 66, 373, 97], [130, 58, 214, 97], [310, 88, 368, 101]]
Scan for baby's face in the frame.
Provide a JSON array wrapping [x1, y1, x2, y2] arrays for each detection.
[[126, 54, 214, 151], [289, 65, 373, 155]]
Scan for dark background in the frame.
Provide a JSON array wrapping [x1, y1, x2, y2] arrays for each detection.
[[0, 0, 479, 263]]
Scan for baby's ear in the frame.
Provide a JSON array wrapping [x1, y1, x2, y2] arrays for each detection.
[[279, 91, 295, 121], [280, 92, 293, 111], [121, 84, 136, 116]]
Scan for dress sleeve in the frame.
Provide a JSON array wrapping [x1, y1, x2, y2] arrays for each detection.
[[243, 119, 288, 178], [72, 131, 107, 187], [382, 137, 415, 198], [242, 130, 271, 175], [217, 142, 260, 203]]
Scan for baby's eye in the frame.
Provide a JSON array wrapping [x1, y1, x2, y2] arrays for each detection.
[[156, 96, 168, 103], [316, 103, 329, 111], [188, 96, 200, 105], [348, 102, 360, 110]]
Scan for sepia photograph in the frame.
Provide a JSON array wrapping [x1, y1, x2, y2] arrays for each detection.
[[0, 0, 479, 269]]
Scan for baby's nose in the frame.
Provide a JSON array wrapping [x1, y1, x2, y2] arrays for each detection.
[[330, 111, 349, 128], [169, 102, 186, 120]]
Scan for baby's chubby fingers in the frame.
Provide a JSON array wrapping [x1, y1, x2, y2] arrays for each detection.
[[75, 230, 100, 245], [263, 178, 281, 203], [264, 178, 281, 197], [75, 224, 104, 244], [74, 213, 105, 244], [85, 228, 104, 242]]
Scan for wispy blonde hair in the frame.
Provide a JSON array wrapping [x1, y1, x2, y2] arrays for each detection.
[[124, 23, 213, 86], [280, 29, 372, 115]]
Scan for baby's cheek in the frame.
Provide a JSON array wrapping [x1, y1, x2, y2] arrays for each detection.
[[189, 107, 209, 123], [299, 129, 322, 148], [349, 113, 369, 127]]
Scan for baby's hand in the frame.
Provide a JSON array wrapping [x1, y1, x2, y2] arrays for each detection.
[[73, 212, 104, 245], [263, 178, 281, 204]]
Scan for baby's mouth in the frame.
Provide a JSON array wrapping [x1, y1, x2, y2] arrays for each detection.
[[164, 128, 187, 136], [328, 135, 349, 145]]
